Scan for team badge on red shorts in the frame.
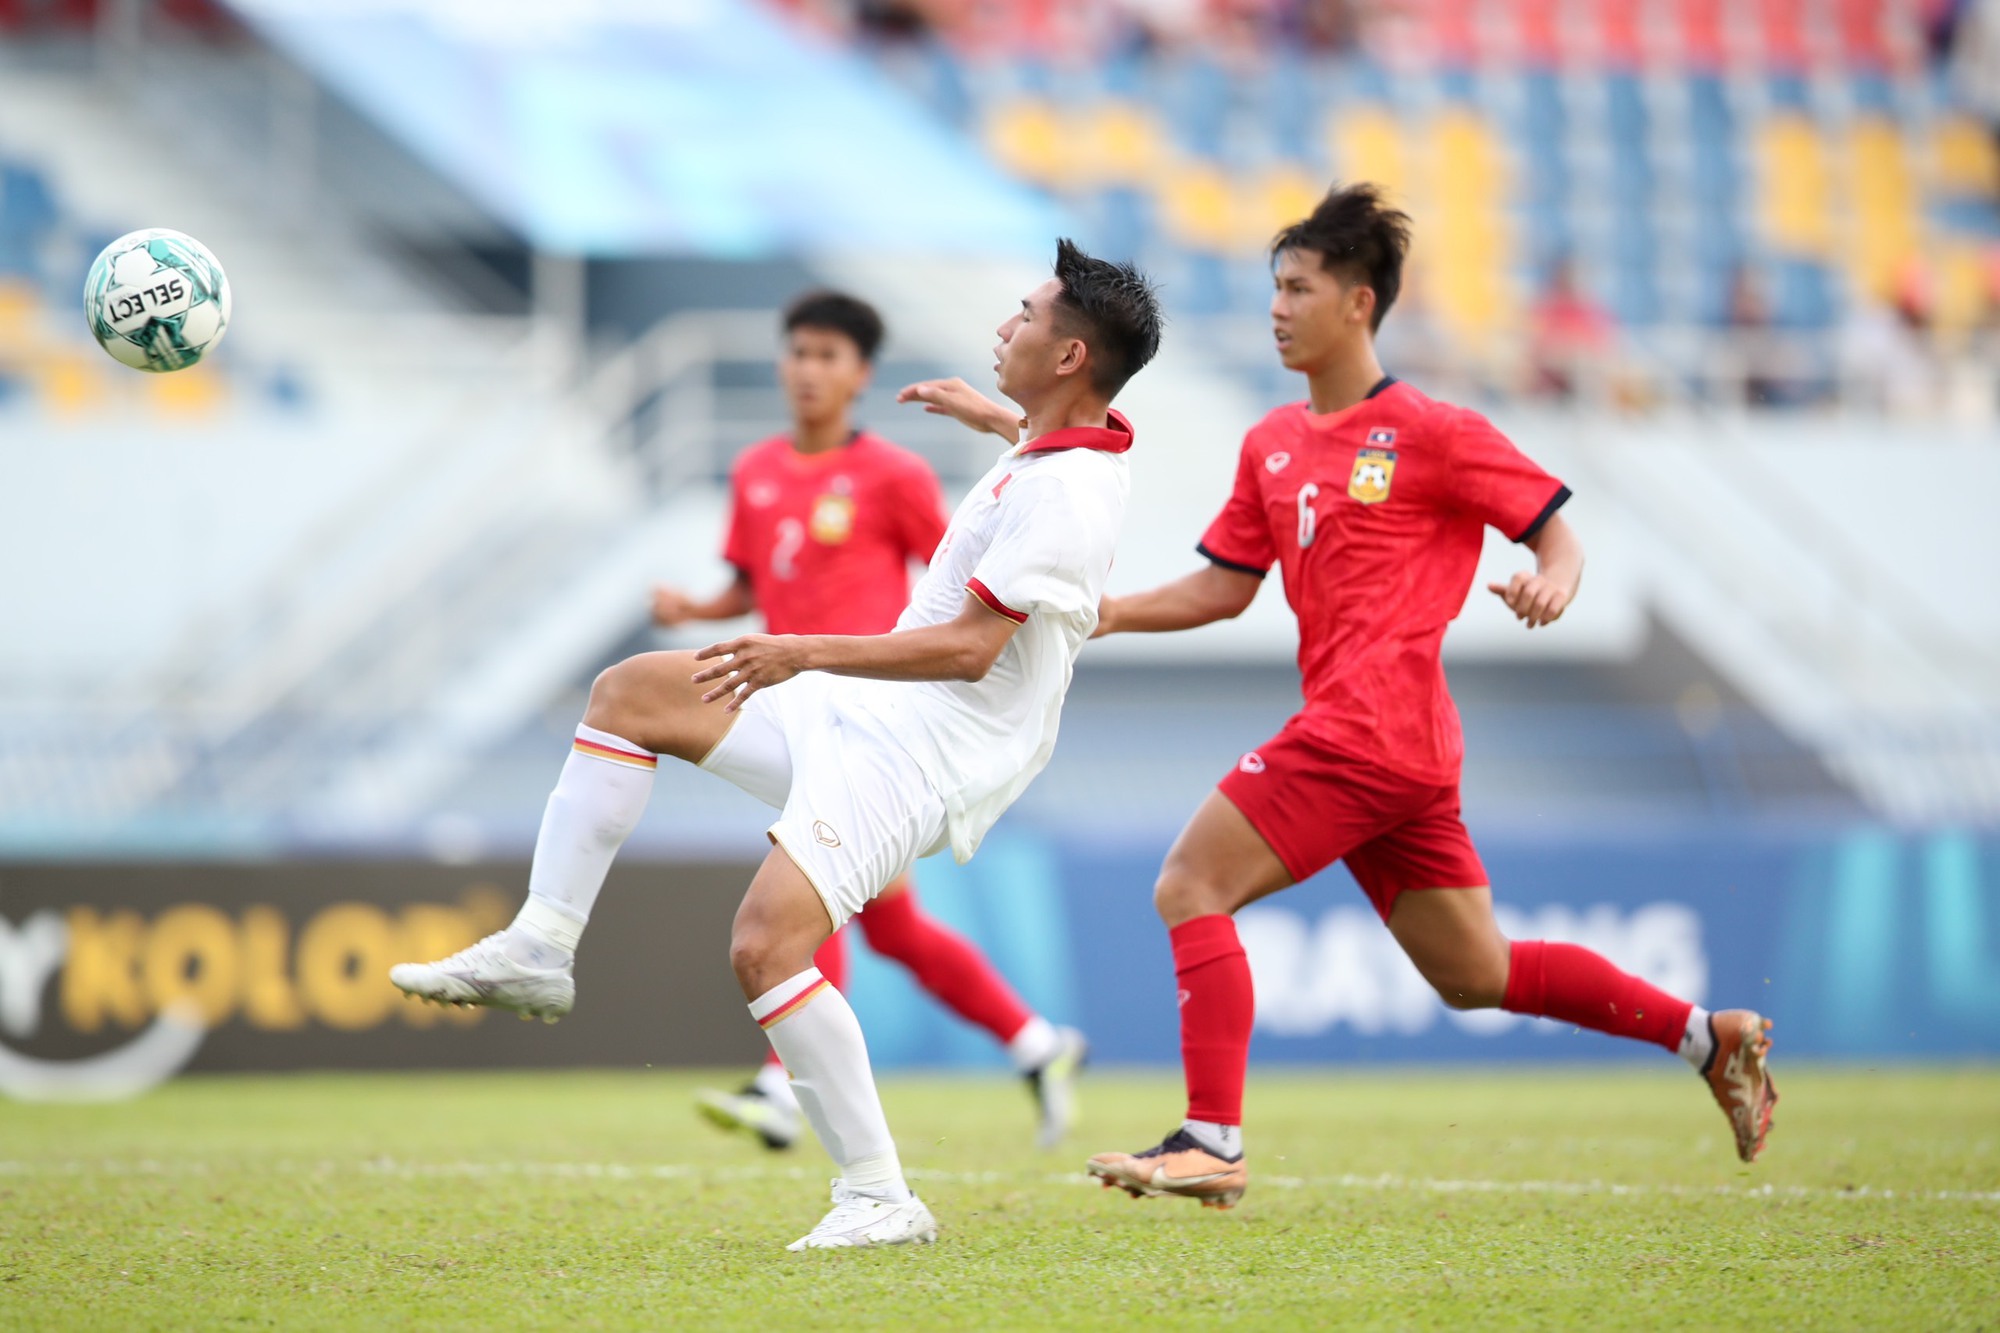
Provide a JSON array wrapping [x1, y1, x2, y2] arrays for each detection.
[[1349, 447, 1396, 504]]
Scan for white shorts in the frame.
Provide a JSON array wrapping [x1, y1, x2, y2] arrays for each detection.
[[697, 672, 948, 930]]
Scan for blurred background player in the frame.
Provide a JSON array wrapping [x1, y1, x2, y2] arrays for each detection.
[[1084, 185, 1779, 1210], [649, 290, 1087, 1151]]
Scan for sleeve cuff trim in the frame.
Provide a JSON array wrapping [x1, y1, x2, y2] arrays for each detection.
[[966, 577, 1029, 624], [1513, 485, 1572, 544], [1196, 543, 1269, 579]]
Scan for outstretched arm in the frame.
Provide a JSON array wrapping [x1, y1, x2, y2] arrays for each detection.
[[897, 377, 1022, 444], [692, 594, 1020, 711], [1096, 563, 1263, 637], [653, 572, 755, 626], [1488, 511, 1583, 629]]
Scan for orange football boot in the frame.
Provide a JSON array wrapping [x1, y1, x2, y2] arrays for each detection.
[[1087, 1129, 1247, 1209], [1703, 1009, 1779, 1163]]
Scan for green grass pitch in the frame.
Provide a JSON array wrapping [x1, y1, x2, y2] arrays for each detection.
[[4, 1066, 1995, 1330]]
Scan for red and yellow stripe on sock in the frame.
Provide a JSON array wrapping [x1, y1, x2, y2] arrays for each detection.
[[572, 736, 657, 770], [756, 976, 830, 1030]]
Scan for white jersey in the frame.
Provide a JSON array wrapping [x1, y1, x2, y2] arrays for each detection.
[[843, 412, 1133, 862]]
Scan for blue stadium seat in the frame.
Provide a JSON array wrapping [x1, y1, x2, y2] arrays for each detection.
[[1605, 74, 1647, 145], [0, 161, 59, 283], [1612, 259, 1663, 327], [1769, 257, 1836, 329]]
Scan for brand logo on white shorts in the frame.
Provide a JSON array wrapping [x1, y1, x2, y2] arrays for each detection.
[[1238, 753, 1266, 774], [812, 821, 842, 848]]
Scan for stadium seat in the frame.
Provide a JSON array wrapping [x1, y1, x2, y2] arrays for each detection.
[[1933, 116, 2000, 197], [1757, 113, 1834, 255], [1846, 116, 1920, 300], [1156, 161, 1235, 256], [984, 97, 1069, 188]]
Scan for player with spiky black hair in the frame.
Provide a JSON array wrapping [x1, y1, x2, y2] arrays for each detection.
[[392, 240, 1163, 1250], [1085, 184, 1777, 1211]]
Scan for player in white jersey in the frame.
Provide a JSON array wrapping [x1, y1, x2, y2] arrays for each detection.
[[389, 240, 1163, 1251]]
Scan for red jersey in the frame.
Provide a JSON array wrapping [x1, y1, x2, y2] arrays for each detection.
[[722, 431, 949, 636], [1198, 379, 1569, 785]]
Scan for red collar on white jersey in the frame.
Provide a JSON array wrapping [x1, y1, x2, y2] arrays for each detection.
[[1016, 409, 1135, 456]]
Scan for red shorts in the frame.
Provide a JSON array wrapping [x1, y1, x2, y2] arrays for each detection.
[[1216, 721, 1488, 921]]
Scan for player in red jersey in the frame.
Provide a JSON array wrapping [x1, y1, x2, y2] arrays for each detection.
[[1085, 185, 1777, 1209], [652, 291, 1087, 1151]]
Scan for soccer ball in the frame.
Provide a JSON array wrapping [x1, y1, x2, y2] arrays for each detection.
[[83, 228, 232, 373]]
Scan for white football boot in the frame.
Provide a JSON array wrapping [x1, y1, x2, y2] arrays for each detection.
[[388, 932, 575, 1022], [1024, 1026, 1090, 1149], [786, 1180, 939, 1252]]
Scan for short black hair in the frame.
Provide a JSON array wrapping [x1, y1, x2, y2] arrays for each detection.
[[783, 289, 885, 361], [1270, 182, 1413, 331], [1050, 237, 1162, 398]]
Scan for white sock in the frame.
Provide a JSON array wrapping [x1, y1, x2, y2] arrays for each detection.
[[750, 968, 910, 1204], [1182, 1119, 1243, 1161], [505, 898, 582, 969], [1006, 1015, 1061, 1073], [1678, 1006, 1715, 1071], [504, 724, 656, 964], [751, 1060, 800, 1115]]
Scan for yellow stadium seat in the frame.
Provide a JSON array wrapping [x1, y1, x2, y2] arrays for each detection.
[[40, 351, 98, 417], [985, 98, 1070, 187], [1930, 242, 1988, 336], [1846, 117, 1920, 300], [1329, 106, 1408, 197], [152, 364, 225, 417], [1240, 164, 1325, 252], [1079, 101, 1167, 187], [1931, 116, 2000, 194], [1157, 162, 1235, 254], [0, 281, 39, 353], [1757, 114, 1834, 255], [1424, 110, 1512, 340]]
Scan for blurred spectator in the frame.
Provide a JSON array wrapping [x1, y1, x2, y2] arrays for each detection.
[[1839, 263, 1945, 416], [1715, 266, 1827, 409], [1944, 248, 2000, 422], [1526, 257, 1615, 402]]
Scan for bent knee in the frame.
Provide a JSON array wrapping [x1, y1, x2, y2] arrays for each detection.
[[1425, 967, 1508, 1010], [586, 657, 646, 727], [586, 652, 695, 736], [1153, 868, 1234, 927], [728, 921, 779, 988]]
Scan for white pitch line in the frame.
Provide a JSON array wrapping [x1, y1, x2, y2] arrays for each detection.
[[3, 1159, 1996, 1203]]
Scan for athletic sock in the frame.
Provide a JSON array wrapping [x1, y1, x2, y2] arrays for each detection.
[[750, 968, 910, 1205], [1678, 1006, 1715, 1071], [854, 886, 1035, 1047], [504, 898, 581, 968], [1181, 1119, 1243, 1161], [504, 724, 656, 962], [758, 932, 850, 1072], [1171, 914, 1254, 1129], [1005, 1015, 1062, 1073], [1501, 940, 1694, 1053]]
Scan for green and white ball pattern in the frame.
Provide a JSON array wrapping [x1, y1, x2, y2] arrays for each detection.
[[84, 228, 232, 373]]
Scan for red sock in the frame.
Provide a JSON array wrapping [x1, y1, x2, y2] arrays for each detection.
[[1172, 915, 1254, 1125], [1502, 940, 1691, 1052], [764, 931, 849, 1069], [855, 883, 1034, 1042]]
